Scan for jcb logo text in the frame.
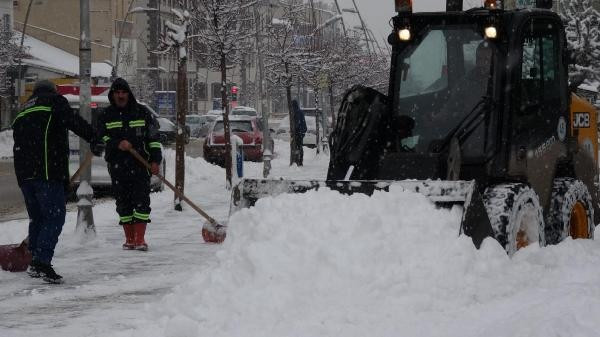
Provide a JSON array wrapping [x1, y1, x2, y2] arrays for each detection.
[[573, 113, 590, 128]]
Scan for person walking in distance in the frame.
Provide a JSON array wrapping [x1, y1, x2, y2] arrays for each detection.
[[97, 78, 162, 251], [292, 99, 307, 166], [12, 80, 103, 284]]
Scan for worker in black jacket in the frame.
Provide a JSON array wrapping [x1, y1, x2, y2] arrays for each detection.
[[12, 80, 103, 284], [97, 78, 162, 251]]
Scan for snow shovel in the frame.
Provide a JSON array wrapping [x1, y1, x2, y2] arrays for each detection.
[[0, 152, 94, 272], [128, 148, 226, 243]]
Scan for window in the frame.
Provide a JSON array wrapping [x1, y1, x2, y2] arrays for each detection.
[[519, 20, 561, 113], [399, 30, 448, 98], [213, 121, 253, 133], [2, 14, 10, 32], [196, 82, 207, 100], [211, 83, 221, 99]]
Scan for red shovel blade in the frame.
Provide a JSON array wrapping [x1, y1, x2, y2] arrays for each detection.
[[0, 240, 32, 272], [202, 223, 227, 244]]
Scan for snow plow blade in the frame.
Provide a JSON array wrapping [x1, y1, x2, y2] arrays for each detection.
[[230, 179, 493, 248]]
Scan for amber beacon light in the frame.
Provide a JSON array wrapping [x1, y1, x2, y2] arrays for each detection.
[[395, 0, 412, 13], [484, 0, 500, 9]]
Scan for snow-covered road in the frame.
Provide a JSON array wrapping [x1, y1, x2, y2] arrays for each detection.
[[2, 140, 600, 337]]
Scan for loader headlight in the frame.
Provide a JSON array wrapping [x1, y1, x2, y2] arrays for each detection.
[[398, 28, 411, 41], [485, 26, 497, 39]]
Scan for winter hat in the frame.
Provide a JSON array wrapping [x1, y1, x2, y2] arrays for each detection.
[[33, 80, 57, 95]]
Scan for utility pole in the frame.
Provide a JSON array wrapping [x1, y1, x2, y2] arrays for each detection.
[[308, 0, 321, 154], [163, 9, 190, 211], [15, 0, 33, 111], [254, 1, 271, 177], [76, 0, 95, 238], [149, 0, 159, 111], [174, 50, 187, 210]]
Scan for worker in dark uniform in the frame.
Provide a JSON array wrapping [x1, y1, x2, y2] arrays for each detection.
[[97, 78, 162, 251], [12, 80, 103, 284]]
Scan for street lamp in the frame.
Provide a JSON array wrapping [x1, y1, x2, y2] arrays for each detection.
[[112, 6, 158, 81]]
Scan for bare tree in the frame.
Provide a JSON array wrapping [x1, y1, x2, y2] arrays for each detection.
[[187, 0, 255, 188], [559, 0, 600, 87], [264, 0, 319, 166], [0, 24, 25, 129]]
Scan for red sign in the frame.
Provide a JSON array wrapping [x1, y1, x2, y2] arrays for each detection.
[[57, 84, 110, 96]]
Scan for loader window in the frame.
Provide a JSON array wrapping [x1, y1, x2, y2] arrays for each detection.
[[519, 21, 561, 114], [394, 26, 494, 156], [399, 30, 448, 98]]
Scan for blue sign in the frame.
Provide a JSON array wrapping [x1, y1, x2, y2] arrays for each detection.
[[155, 91, 176, 118]]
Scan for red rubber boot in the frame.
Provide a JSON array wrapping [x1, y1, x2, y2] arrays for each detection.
[[122, 224, 135, 250], [133, 223, 148, 251]]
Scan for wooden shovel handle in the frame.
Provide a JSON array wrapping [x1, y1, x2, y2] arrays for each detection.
[[70, 151, 94, 186], [127, 148, 220, 226]]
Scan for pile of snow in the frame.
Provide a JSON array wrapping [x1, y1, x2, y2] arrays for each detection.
[[130, 185, 600, 337], [0, 130, 13, 159]]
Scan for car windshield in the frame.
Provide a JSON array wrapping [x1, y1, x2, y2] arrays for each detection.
[[157, 118, 174, 131], [213, 121, 253, 133], [394, 25, 495, 155], [186, 116, 202, 124], [231, 109, 257, 116]]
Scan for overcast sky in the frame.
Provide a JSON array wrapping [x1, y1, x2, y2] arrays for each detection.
[[338, 0, 484, 47]]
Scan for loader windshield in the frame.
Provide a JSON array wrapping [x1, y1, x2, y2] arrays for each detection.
[[394, 25, 496, 156]]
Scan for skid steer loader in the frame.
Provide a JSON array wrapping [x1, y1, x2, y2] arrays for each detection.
[[224, 0, 600, 255]]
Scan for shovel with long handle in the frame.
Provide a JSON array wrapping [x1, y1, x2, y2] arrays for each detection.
[[127, 148, 226, 243], [0, 152, 94, 272]]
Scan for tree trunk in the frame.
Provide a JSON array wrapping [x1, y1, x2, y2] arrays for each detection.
[[286, 81, 297, 166], [329, 83, 336, 130], [222, 52, 232, 188], [175, 54, 187, 210]]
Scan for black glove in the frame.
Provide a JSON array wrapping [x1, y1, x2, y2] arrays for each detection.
[[91, 140, 105, 156]]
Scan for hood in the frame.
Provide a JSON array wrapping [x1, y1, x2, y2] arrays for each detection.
[[32, 80, 57, 96], [108, 77, 137, 108]]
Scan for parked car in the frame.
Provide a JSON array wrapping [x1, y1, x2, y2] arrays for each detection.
[[187, 114, 218, 138], [137, 102, 190, 144], [193, 116, 218, 138], [207, 109, 223, 116], [65, 95, 165, 193], [203, 116, 272, 165], [231, 106, 258, 117], [274, 115, 320, 148]]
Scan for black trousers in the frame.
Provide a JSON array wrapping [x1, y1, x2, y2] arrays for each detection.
[[111, 173, 151, 225]]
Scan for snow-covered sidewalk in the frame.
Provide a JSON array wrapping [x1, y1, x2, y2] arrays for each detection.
[[0, 141, 329, 337]]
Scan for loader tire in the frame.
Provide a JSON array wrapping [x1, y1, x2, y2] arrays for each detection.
[[483, 183, 545, 256], [545, 178, 594, 245]]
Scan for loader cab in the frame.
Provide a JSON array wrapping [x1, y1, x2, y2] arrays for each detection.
[[386, 10, 506, 181], [386, 9, 570, 185]]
